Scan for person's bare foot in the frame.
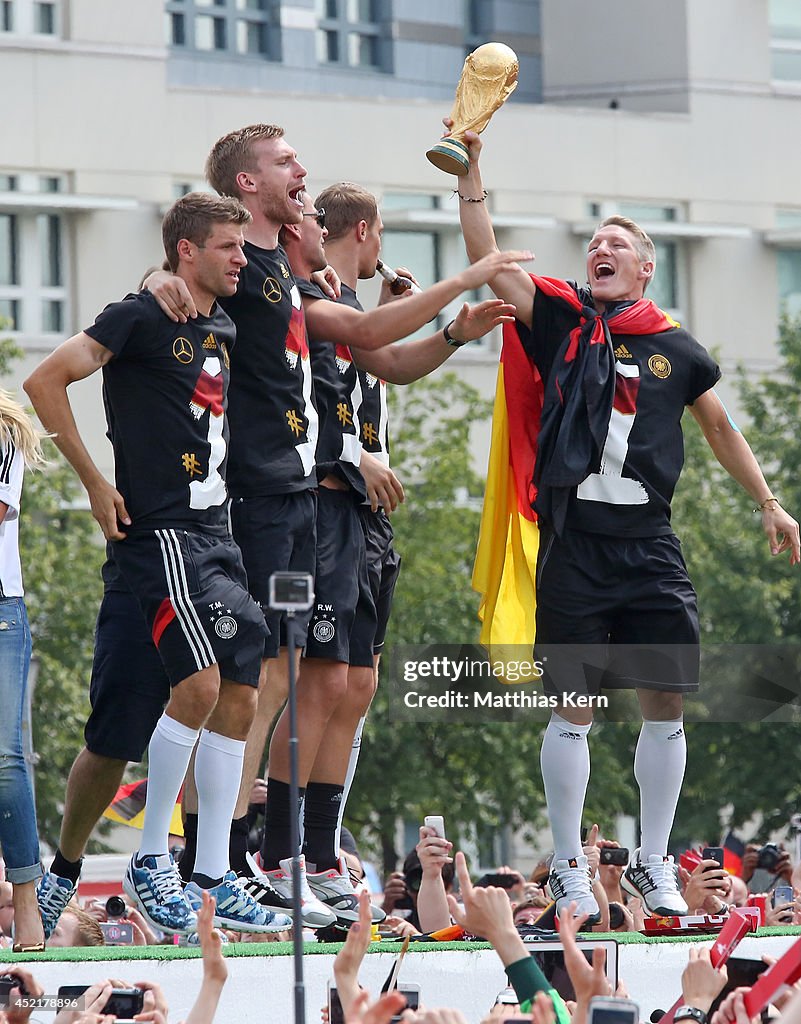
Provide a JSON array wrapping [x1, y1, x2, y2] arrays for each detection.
[[12, 879, 46, 947]]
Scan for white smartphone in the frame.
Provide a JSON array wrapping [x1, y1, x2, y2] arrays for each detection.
[[587, 996, 639, 1024], [423, 815, 446, 839]]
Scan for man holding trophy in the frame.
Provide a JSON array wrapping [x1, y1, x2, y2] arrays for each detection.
[[436, 46, 800, 922]]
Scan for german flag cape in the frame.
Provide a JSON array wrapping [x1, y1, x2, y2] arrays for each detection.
[[473, 276, 678, 661]]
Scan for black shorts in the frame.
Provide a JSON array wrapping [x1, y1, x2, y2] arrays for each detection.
[[305, 488, 376, 667], [535, 528, 700, 694], [231, 491, 316, 658], [358, 506, 401, 654], [84, 589, 170, 763], [113, 529, 266, 687]]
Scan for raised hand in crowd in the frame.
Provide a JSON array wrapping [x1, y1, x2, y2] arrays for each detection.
[[0, 967, 44, 1024], [333, 890, 373, 1019], [416, 825, 453, 934], [54, 981, 115, 1024], [382, 870, 412, 917], [596, 839, 626, 906], [447, 852, 527, 967], [344, 989, 407, 1024], [711, 990, 756, 1024], [182, 892, 228, 1024], [582, 825, 601, 878], [558, 905, 612, 1024], [680, 861, 729, 915], [764, 892, 797, 926], [681, 947, 728, 1014]]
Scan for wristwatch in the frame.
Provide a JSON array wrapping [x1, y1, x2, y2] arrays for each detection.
[[443, 320, 467, 347], [674, 1007, 708, 1024]]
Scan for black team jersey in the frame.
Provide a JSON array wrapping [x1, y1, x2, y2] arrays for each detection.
[[358, 366, 389, 468], [518, 283, 721, 537], [86, 291, 234, 534], [220, 241, 318, 497], [298, 278, 366, 499]]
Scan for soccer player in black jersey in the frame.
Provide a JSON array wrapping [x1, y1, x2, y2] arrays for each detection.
[[24, 192, 290, 937], [451, 124, 801, 922], [277, 188, 518, 918]]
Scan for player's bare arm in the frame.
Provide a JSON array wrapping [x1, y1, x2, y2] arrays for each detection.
[[690, 388, 800, 564], [304, 249, 530, 351], [24, 333, 131, 540], [446, 118, 537, 329], [354, 298, 516, 385]]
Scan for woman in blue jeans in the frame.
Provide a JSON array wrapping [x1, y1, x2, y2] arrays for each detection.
[[0, 389, 46, 950]]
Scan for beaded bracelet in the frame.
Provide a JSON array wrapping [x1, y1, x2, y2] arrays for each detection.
[[753, 496, 780, 512], [454, 189, 488, 202]]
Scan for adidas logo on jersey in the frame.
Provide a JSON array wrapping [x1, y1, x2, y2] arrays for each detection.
[[364, 373, 378, 389], [614, 344, 633, 359], [335, 355, 350, 375], [202, 334, 216, 350], [285, 347, 298, 370]]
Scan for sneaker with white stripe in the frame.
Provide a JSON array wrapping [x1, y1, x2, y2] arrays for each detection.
[[307, 856, 386, 924], [123, 853, 197, 935], [246, 852, 337, 929], [185, 871, 292, 933]]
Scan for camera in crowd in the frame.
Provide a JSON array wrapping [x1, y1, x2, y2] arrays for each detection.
[[0, 975, 27, 1004], [757, 843, 782, 872], [97, 895, 135, 945], [58, 985, 144, 1019]]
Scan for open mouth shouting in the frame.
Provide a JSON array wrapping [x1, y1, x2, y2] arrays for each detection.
[[593, 262, 615, 281], [288, 185, 305, 210]]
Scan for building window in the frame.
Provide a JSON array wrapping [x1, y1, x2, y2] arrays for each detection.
[[770, 0, 801, 81], [0, 0, 57, 34], [0, 174, 68, 338], [316, 0, 384, 70], [165, 0, 281, 60], [775, 210, 801, 317], [587, 201, 685, 318]]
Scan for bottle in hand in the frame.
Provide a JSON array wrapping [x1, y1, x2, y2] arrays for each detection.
[[376, 259, 422, 295]]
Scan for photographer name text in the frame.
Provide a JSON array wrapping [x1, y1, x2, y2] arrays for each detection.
[[403, 690, 608, 709]]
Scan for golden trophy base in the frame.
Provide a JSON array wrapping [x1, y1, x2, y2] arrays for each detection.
[[426, 137, 470, 176]]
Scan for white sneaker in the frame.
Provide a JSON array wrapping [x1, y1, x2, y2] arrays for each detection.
[[545, 854, 600, 923], [621, 848, 688, 916], [307, 856, 386, 924], [246, 852, 336, 928]]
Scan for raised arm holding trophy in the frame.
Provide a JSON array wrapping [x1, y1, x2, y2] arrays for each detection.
[[426, 42, 519, 176]]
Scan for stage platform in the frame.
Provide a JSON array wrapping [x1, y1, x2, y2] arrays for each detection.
[[2, 929, 799, 1022]]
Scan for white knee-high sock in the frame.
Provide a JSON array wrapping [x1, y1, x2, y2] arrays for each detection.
[[334, 716, 366, 853], [193, 729, 246, 881], [139, 714, 200, 858], [634, 718, 686, 859], [540, 713, 592, 861]]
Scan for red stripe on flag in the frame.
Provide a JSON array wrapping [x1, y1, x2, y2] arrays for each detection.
[[152, 597, 176, 648]]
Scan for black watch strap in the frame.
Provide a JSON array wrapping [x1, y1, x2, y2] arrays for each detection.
[[443, 320, 466, 347], [675, 1007, 708, 1024]]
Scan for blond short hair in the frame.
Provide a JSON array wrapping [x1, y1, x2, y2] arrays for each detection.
[[206, 124, 285, 198], [162, 191, 251, 272], [315, 182, 378, 242]]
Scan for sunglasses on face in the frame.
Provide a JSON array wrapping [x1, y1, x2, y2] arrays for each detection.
[[302, 208, 326, 229]]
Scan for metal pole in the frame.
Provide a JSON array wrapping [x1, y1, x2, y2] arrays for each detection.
[[286, 613, 306, 1024]]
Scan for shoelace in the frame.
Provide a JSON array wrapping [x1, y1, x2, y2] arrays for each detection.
[[39, 880, 74, 918], [643, 860, 680, 893], [146, 863, 186, 903], [553, 864, 592, 898]]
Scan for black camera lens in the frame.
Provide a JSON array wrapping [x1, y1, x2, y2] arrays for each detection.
[[105, 895, 127, 918], [757, 843, 780, 872]]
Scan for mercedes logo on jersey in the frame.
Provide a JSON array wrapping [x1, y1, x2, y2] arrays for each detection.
[[172, 337, 194, 364], [262, 277, 283, 303]]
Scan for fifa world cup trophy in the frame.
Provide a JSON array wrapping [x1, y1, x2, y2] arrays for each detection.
[[426, 42, 519, 176]]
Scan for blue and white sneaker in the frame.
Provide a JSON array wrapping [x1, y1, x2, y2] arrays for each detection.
[[37, 870, 78, 939], [123, 853, 197, 935], [186, 871, 292, 933]]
